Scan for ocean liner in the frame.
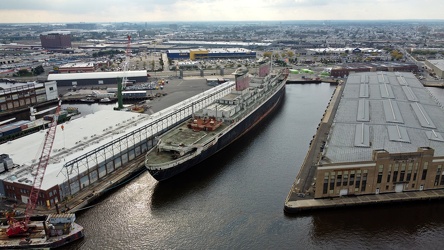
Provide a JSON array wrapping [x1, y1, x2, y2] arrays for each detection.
[[145, 63, 289, 181]]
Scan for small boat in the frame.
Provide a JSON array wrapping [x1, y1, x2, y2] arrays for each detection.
[[130, 106, 145, 113], [80, 97, 95, 103], [99, 97, 114, 103], [0, 213, 84, 249]]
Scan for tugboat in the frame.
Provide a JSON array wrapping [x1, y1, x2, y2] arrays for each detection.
[[0, 213, 84, 249]]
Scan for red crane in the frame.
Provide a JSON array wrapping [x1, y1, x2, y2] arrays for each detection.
[[7, 100, 62, 237]]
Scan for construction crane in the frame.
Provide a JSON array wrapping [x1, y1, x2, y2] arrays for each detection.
[[122, 34, 131, 88], [116, 35, 131, 111], [7, 100, 62, 237]]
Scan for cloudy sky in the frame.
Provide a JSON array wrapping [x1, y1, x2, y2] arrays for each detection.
[[0, 0, 442, 23]]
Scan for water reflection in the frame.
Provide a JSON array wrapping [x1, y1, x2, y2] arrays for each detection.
[[309, 202, 444, 249], [150, 97, 286, 210]]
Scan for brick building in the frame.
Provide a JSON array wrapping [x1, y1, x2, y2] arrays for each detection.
[[331, 62, 418, 78], [40, 32, 72, 50]]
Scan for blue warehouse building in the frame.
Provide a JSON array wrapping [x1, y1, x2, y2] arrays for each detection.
[[167, 48, 257, 61]]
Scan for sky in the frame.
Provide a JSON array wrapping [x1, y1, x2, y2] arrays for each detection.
[[0, 0, 443, 23]]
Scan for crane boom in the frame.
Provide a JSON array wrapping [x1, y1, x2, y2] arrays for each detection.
[[7, 100, 61, 237]]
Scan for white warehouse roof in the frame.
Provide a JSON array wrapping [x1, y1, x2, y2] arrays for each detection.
[[323, 71, 444, 163], [0, 110, 147, 190], [47, 70, 147, 81]]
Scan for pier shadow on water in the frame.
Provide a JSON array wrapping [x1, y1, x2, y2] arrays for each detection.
[[287, 200, 444, 249]]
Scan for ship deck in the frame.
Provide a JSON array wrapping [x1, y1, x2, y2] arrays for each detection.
[[146, 121, 228, 165]]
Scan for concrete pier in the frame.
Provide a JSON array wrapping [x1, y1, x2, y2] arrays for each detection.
[[284, 83, 344, 212], [284, 72, 444, 214]]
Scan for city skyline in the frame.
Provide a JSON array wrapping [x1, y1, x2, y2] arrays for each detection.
[[0, 0, 443, 23]]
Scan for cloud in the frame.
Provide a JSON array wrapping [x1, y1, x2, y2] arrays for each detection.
[[0, 0, 442, 22]]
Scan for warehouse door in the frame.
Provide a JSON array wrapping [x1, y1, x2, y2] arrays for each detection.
[[21, 195, 29, 204]]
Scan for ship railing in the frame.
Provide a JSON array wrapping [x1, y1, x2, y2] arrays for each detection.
[[146, 150, 198, 170]]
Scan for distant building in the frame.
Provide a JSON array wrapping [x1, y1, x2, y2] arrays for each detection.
[[169, 24, 178, 30], [313, 72, 444, 199], [47, 71, 148, 86], [306, 47, 383, 55], [425, 59, 444, 79], [330, 62, 418, 78], [56, 62, 96, 73], [40, 32, 72, 50], [0, 81, 58, 113], [167, 48, 257, 61], [164, 40, 271, 49], [65, 23, 96, 30]]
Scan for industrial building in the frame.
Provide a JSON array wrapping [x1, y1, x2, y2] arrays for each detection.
[[0, 82, 234, 209], [167, 48, 257, 61], [164, 40, 271, 49], [330, 62, 418, 78], [47, 71, 148, 87], [312, 71, 444, 199], [56, 62, 96, 73], [0, 81, 58, 113], [425, 59, 444, 79], [40, 32, 72, 50], [306, 47, 383, 55]]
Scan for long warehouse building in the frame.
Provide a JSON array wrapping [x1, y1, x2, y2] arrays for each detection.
[[314, 71, 444, 198], [0, 82, 234, 209], [47, 70, 148, 86], [167, 48, 257, 61]]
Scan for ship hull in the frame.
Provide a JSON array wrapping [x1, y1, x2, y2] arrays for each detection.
[[147, 82, 286, 181]]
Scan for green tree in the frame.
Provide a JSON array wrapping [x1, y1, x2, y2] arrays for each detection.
[[390, 50, 403, 61], [159, 57, 164, 70], [286, 50, 295, 58], [263, 51, 273, 58]]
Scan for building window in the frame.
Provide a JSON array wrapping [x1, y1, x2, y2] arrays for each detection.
[[343, 174, 348, 186], [407, 170, 412, 182], [349, 173, 355, 186], [361, 173, 367, 192], [393, 171, 398, 183], [355, 174, 361, 189], [400, 170, 405, 182], [336, 174, 342, 187], [422, 169, 428, 180], [323, 177, 329, 194]]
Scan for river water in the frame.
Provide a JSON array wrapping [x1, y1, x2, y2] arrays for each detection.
[[66, 84, 444, 249]]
